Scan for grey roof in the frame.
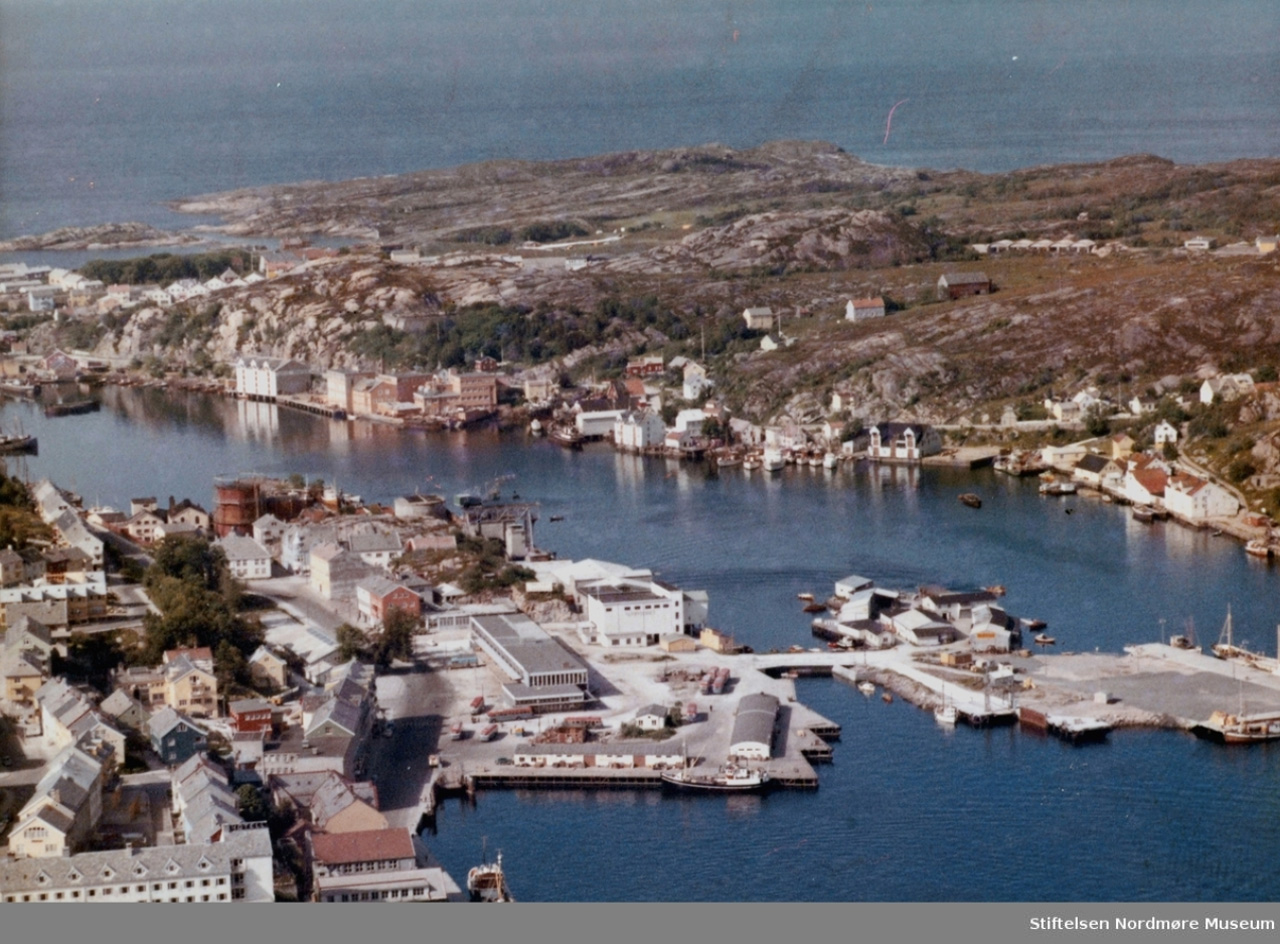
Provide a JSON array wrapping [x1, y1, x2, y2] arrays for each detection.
[[19, 744, 103, 822], [501, 682, 588, 702], [730, 693, 779, 749], [636, 704, 668, 719], [0, 824, 272, 896], [472, 612, 590, 679], [218, 533, 271, 561], [310, 773, 379, 829], [347, 530, 402, 554], [149, 705, 206, 740], [99, 689, 146, 720], [940, 271, 990, 285], [229, 698, 271, 714]]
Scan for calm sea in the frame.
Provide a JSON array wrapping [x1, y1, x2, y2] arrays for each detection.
[[5, 389, 1280, 900], [2, 1, 1279, 239]]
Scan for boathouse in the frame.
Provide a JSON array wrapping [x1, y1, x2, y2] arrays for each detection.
[[729, 693, 779, 761]]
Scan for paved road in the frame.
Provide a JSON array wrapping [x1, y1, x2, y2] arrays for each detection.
[[254, 575, 349, 632]]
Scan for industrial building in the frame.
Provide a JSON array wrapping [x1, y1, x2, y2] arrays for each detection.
[[469, 612, 591, 711]]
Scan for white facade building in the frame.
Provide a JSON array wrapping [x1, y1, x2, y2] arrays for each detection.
[[234, 356, 311, 399]]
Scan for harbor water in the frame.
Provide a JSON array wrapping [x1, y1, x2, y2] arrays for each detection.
[[5, 389, 1280, 900]]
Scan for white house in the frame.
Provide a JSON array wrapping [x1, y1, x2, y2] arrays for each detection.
[[578, 577, 686, 647], [867, 423, 941, 463], [1164, 472, 1239, 522], [614, 411, 666, 451], [216, 534, 272, 581], [1154, 420, 1179, 445], [633, 704, 668, 731], [845, 297, 886, 321], [1200, 374, 1255, 405], [234, 356, 311, 399], [1124, 458, 1168, 507], [742, 307, 774, 331]]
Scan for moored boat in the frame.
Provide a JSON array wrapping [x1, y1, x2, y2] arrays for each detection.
[[549, 425, 583, 449], [823, 452, 839, 470], [661, 765, 770, 792], [1245, 538, 1271, 559], [468, 852, 515, 902], [857, 681, 876, 696], [958, 493, 982, 509], [0, 432, 37, 454], [1033, 633, 1056, 646], [762, 447, 785, 472], [934, 703, 958, 726]]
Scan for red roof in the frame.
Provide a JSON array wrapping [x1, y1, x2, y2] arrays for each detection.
[[312, 827, 415, 865], [1131, 468, 1167, 496], [1170, 472, 1207, 495]]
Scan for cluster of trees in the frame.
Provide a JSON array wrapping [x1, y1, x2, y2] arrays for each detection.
[[456, 535, 535, 594], [451, 219, 588, 246], [78, 250, 254, 285], [334, 607, 417, 669], [137, 536, 264, 688], [0, 471, 49, 550]]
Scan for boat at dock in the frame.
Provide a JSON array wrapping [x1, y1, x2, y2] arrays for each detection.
[[1245, 538, 1272, 559], [0, 431, 36, 454], [549, 425, 583, 449], [934, 703, 958, 726], [661, 765, 770, 792], [857, 681, 876, 696], [1033, 633, 1056, 646], [1200, 710, 1280, 744], [994, 451, 1047, 476], [467, 852, 515, 902], [1132, 506, 1155, 523], [823, 452, 839, 470], [1039, 480, 1077, 496], [762, 447, 785, 472]]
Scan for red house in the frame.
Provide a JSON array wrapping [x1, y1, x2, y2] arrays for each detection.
[[229, 697, 273, 734], [356, 576, 424, 625]]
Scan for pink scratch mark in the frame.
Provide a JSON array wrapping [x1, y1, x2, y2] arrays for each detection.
[[883, 99, 909, 145]]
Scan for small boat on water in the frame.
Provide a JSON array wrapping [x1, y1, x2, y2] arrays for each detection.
[[823, 452, 839, 470], [0, 432, 37, 454], [1034, 633, 1056, 646], [802, 601, 826, 613], [661, 765, 770, 792], [742, 458, 762, 472], [935, 703, 958, 726], [45, 398, 99, 417], [528, 418, 544, 436], [857, 681, 876, 696], [881, 692, 894, 704], [797, 592, 815, 602], [984, 585, 1007, 596], [717, 454, 742, 468], [468, 852, 515, 902], [1245, 538, 1271, 559], [762, 447, 785, 473], [1132, 506, 1155, 523], [958, 493, 982, 509]]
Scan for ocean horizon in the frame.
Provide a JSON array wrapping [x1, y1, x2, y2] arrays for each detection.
[[2, 0, 1278, 240]]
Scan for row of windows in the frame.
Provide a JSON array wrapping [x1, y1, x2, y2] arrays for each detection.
[[4, 886, 229, 903], [327, 887, 428, 902]]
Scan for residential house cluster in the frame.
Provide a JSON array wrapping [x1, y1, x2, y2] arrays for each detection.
[[111, 646, 221, 720], [322, 367, 498, 422]]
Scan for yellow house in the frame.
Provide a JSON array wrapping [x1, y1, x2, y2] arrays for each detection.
[[2, 650, 46, 706], [1256, 234, 1279, 255]]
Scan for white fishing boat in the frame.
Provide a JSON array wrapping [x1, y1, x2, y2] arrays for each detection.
[[661, 764, 770, 792], [934, 703, 958, 726], [823, 452, 839, 470], [762, 447, 785, 472]]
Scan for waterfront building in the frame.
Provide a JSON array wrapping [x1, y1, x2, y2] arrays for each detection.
[[512, 741, 685, 769], [1123, 455, 1170, 507], [867, 423, 942, 463], [1164, 472, 1240, 521], [458, 503, 536, 561], [578, 577, 687, 647], [310, 827, 461, 902], [234, 355, 312, 400], [729, 693, 779, 761], [325, 368, 375, 413], [614, 410, 666, 451], [889, 608, 958, 646], [0, 821, 274, 902]]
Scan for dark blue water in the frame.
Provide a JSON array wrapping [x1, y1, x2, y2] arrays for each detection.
[[3, 1, 1279, 238], [5, 388, 1280, 900]]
